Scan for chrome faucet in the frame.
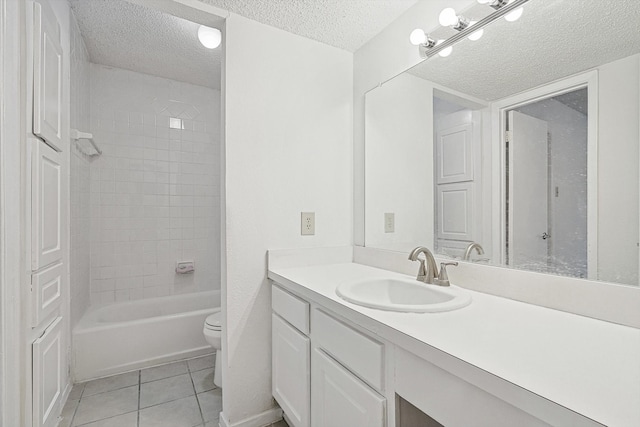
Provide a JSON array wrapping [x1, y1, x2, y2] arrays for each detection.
[[463, 242, 485, 261], [408, 246, 439, 284]]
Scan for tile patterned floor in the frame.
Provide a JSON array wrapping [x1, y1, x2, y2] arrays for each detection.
[[59, 355, 228, 427], [60, 354, 288, 427]]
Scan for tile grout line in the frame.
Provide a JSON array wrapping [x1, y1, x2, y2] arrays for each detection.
[[137, 370, 141, 427], [189, 366, 206, 426]]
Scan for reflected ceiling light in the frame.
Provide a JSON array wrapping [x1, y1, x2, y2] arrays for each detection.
[[438, 8, 469, 31], [409, 29, 436, 47], [477, 0, 492, 3], [198, 25, 221, 49], [436, 40, 453, 58], [504, 4, 524, 21], [467, 22, 484, 41]]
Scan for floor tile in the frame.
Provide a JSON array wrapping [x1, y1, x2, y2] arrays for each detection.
[[191, 368, 215, 393], [272, 420, 289, 427], [187, 354, 215, 372], [140, 373, 195, 408], [197, 389, 222, 423], [139, 395, 203, 427], [141, 361, 189, 383], [82, 371, 140, 396], [72, 385, 139, 426], [75, 411, 138, 427]]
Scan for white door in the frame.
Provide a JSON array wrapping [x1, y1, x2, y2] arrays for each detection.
[[31, 262, 63, 328], [33, 316, 63, 427], [508, 111, 549, 269], [32, 0, 63, 151], [272, 314, 310, 427], [31, 139, 62, 271], [311, 348, 385, 427]]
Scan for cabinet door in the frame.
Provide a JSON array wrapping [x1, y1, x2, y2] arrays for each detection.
[[31, 262, 63, 328], [31, 140, 62, 270], [32, 1, 63, 151], [272, 314, 310, 427], [33, 316, 63, 427], [312, 348, 385, 427]]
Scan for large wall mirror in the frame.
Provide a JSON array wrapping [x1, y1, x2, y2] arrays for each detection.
[[364, 0, 640, 287]]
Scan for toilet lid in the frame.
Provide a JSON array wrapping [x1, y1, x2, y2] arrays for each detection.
[[205, 312, 221, 330]]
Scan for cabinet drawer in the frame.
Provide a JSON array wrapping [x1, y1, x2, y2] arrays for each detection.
[[313, 309, 384, 391], [272, 285, 309, 335]]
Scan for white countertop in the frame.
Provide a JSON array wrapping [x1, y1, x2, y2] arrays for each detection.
[[268, 262, 640, 427]]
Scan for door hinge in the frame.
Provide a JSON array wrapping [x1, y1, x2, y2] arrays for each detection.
[[505, 130, 513, 143]]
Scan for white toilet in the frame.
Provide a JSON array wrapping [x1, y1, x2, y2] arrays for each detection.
[[203, 311, 222, 388]]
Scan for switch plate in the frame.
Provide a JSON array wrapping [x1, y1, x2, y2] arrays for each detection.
[[301, 212, 315, 235], [384, 213, 395, 233]]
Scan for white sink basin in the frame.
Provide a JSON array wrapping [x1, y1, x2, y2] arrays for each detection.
[[336, 277, 472, 313]]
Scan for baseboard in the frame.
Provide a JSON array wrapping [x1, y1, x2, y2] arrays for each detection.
[[219, 407, 283, 427]]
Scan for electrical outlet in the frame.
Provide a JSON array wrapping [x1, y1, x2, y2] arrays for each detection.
[[301, 212, 315, 235], [384, 212, 395, 233]]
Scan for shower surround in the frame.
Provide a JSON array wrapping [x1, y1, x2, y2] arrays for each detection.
[[88, 64, 221, 304]]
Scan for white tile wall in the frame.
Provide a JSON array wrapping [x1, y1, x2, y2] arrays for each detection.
[[89, 64, 221, 304], [70, 10, 91, 326]]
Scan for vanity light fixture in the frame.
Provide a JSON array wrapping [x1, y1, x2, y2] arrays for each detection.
[[198, 25, 221, 49], [409, 29, 436, 47], [414, 0, 529, 58], [467, 22, 484, 41], [439, 8, 470, 31]]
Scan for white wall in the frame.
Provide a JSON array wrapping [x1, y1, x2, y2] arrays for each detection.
[[365, 73, 433, 251], [223, 13, 353, 425], [69, 8, 92, 327], [89, 65, 221, 303]]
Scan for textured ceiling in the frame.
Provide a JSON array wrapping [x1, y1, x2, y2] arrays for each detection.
[[70, 0, 223, 89], [198, 0, 419, 52], [407, 0, 640, 101]]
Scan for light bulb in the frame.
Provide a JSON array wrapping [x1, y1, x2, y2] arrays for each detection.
[[504, 0, 523, 22], [468, 22, 484, 41], [409, 29, 427, 46], [439, 8, 458, 27], [504, 7, 523, 21], [477, 0, 492, 3], [439, 46, 453, 57], [198, 25, 221, 49]]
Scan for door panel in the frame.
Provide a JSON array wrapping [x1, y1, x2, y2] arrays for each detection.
[[509, 111, 549, 268], [32, 140, 62, 270], [31, 262, 63, 328], [311, 348, 385, 427], [437, 183, 473, 241], [436, 123, 473, 184], [33, 316, 63, 427], [272, 314, 310, 427], [33, 1, 63, 151]]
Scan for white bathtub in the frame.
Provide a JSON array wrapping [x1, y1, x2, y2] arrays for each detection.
[[73, 291, 219, 382]]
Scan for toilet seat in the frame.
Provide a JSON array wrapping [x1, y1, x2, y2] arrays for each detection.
[[205, 312, 221, 331]]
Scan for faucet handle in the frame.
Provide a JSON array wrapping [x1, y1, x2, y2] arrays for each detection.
[[435, 262, 458, 287]]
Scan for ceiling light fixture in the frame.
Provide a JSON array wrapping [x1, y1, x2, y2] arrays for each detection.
[[439, 8, 470, 31], [198, 25, 221, 49]]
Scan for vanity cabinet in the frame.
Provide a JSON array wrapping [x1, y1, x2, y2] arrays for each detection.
[[271, 285, 387, 427]]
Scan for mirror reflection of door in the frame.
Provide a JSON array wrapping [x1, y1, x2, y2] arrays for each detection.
[[506, 88, 588, 278]]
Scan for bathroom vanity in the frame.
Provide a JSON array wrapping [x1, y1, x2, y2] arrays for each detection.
[[268, 248, 640, 427]]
